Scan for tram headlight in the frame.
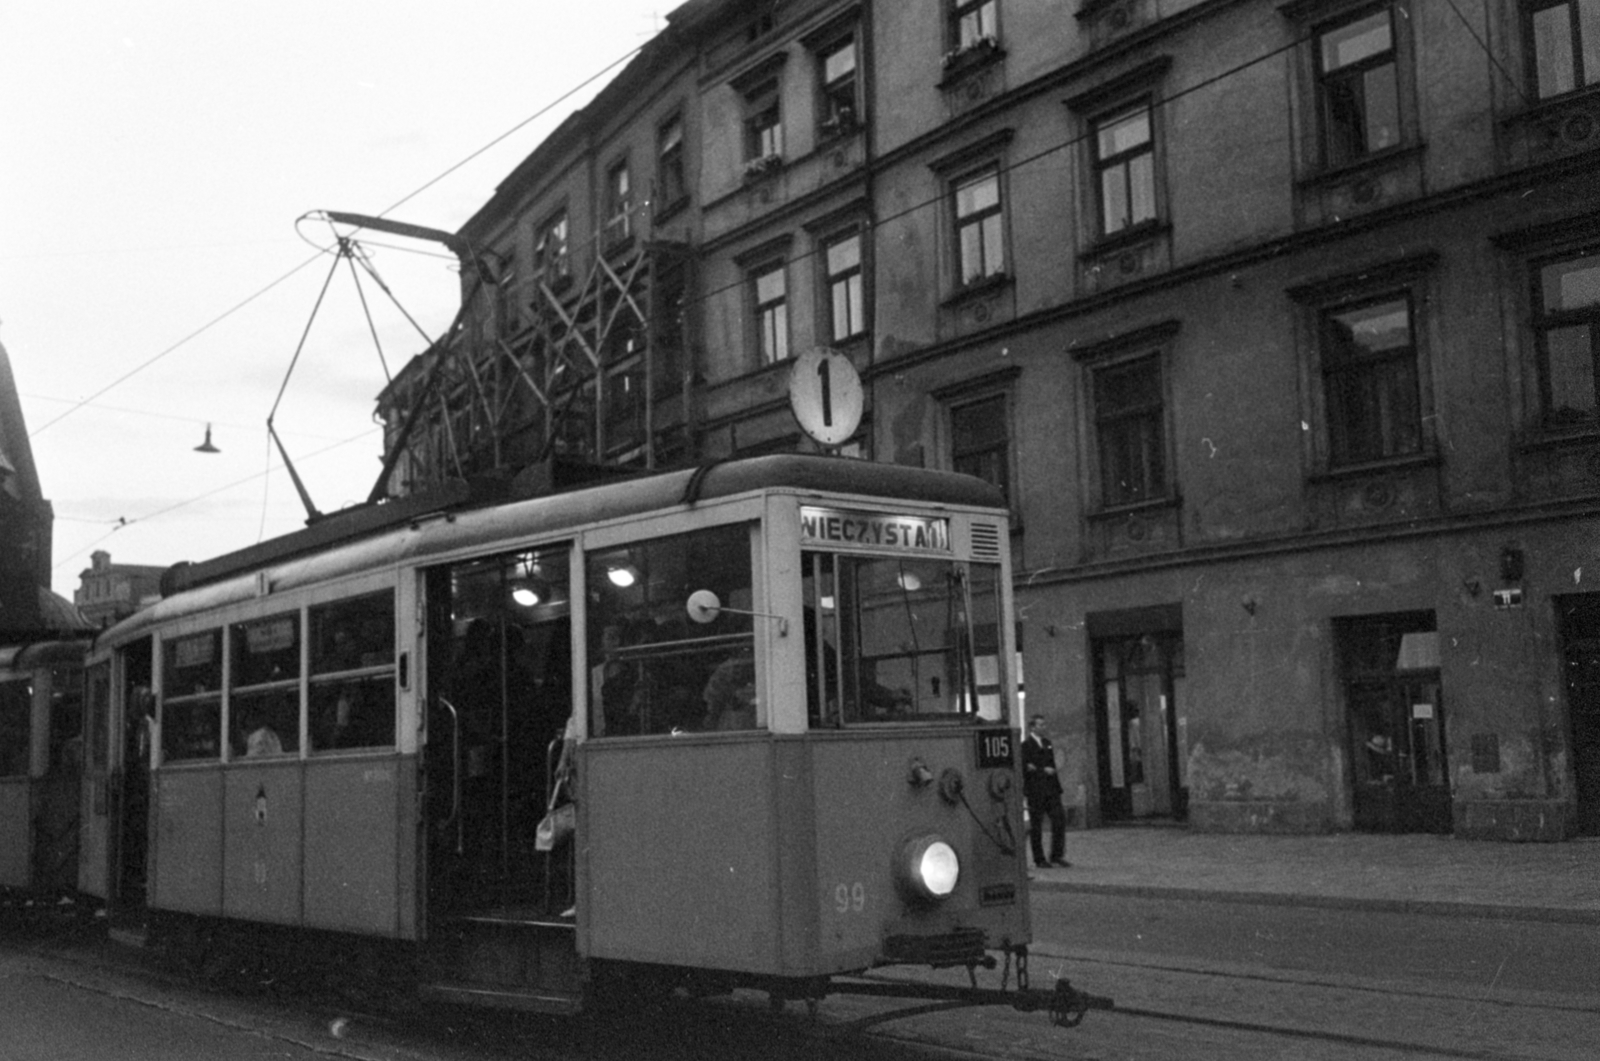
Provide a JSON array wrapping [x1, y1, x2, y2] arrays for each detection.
[[895, 834, 960, 904]]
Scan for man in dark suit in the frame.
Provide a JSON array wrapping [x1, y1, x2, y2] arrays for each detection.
[[1022, 714, 1070, 868]]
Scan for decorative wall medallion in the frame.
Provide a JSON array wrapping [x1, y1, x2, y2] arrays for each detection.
[[1109, 6, 1131, 29], [1563, 113, 1595, 143], [1351, 179, 1379, 204], [1125, 516, 1149, 541], [1362, 480, 1395, 510], [1118, 252, 1139, 275], [971, 300, 993, 323]]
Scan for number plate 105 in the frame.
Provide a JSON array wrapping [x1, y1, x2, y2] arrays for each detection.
[[975, 728, 1014, 768]]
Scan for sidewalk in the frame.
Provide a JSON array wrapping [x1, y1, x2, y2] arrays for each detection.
[[1030, 825, 1600, 923]]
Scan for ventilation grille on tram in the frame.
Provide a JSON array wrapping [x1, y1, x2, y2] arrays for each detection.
[[969, 522, 1002, 562]]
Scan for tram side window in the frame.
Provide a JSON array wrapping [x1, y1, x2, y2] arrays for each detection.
[[586, 522, 756, 736], [229, 613, 301, 758], [163, 630, 223, 761], [309, 592, 396, 751], [804, 553, 1007, 725], [0, 679, 29, 777]]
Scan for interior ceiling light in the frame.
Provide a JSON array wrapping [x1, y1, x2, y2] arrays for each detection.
[[607, 565, 638, 588]]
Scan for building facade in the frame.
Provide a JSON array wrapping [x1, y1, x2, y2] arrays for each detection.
[[375, 0, 1600, 839], [73, 551, 163, 629]]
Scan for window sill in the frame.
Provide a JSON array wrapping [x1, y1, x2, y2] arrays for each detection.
[[653, 196, 691, 224], [937, 42, 1005, 89], [742, 155, 786, 183], [816, 120, 862, 146], [603, 234, 636, 259], [1296, 141, 1426, 190], [1515, 425, 1600, 454], [1500, 84, 1600, 127], [1086, 493, 1181, 522], [940, 271, 1012, 309], [1079, 219, 1171, 261], [1305, 450, 1439, 485]]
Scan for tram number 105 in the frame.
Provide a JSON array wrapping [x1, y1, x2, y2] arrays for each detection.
[[976, 728, 1014, 768], [833, 882, 866, 914]]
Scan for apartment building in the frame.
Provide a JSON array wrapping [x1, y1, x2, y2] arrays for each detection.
[[376, 0, 1600, 840]]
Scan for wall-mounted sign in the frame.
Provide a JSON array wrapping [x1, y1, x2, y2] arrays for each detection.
[[1493, 588, 1524, 610], [800, 506, 951, 553], [789, 347, 864, 446]]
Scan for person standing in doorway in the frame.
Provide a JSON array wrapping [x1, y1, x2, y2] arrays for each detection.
[[1023, 714, 1070, 868]]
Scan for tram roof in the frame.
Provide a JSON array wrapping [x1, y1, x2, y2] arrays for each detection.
[[99, 456, 1003, 645], [0, 639, 92, 676]]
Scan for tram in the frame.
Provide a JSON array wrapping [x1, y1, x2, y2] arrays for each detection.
[[76, 455, 1095, 1022], [0, 639, 90, 895]]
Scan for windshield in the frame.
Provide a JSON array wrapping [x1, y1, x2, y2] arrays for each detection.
[[803, 552, 1007, 726]]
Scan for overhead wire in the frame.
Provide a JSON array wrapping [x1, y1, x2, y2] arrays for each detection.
[[41, 33, 652, 574]]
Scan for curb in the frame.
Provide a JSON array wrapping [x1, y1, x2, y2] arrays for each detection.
[[1029, 879, 1600, 925]]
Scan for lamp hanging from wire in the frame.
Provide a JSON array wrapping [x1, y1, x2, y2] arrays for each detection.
[[194, 423, 220, 454]]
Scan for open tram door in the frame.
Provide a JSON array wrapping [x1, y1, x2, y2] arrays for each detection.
[[420, 544, 581, 1008], [98, 636, 153, 931]]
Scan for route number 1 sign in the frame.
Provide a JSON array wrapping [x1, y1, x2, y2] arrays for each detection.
[[788, 347, 864, 446]]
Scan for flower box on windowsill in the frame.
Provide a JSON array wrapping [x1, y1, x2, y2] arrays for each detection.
[[743, 153, 785, 181], [817, 113, 859, 143], [942, 34, 999, 69], [939, 35, 1003, 83], [939, 270, 1012, 309]]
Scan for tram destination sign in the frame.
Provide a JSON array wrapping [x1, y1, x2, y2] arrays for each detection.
[[800, 506, 951, 554]]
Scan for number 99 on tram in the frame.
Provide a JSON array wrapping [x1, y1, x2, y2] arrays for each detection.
[[78, 456, 1097, 1024]]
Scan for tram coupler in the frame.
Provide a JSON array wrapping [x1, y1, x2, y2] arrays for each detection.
[[837, 974, 1113, 1029]]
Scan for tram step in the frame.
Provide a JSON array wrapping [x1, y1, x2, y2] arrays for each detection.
[[419, 980, 582, 1015], [425, 916, 582, 998]]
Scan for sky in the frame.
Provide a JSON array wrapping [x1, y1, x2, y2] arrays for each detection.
[[2, 2, 669, 601]]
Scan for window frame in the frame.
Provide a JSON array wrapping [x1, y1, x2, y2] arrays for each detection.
[[1522, 0, 1600, 101], [950, 0, 999, 52], [951, 164, 1007, 289], [532, 208, 570, 291], [1318, 292, 1424, 468], [1091, 98, 1160, 240], [1092, 352, 1170, 509], [744, 79, 784, 165], [1287, 252, 1438, 476], [822, 228, 867, 343], [656, 114, 688, 215], [604, 158, 632, 249], [934, 368, 1021, 517], [816, 36, 859, 139], [751, 259, 790, 365], [1530, 245, 1600, 431], [1314, 4, 1403, 168]]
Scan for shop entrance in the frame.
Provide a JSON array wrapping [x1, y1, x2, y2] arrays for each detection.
[[1091, 606, 1187, 823], [1556, 594, 1600, 836], [1337, 612, 1451, 834]]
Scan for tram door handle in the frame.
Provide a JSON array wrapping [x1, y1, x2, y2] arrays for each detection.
[[437, 696, 463, 855]]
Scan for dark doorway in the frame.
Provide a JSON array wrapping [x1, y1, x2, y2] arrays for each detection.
[[1556, 594, 1600, 836], [1092, 624, 1187, 823], [113, 638, 153, 918], [1337, 612, 1451, 834], [426, 546, 574, 919]]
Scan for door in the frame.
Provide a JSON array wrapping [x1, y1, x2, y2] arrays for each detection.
[[425, 545, 574, 918], [1094, 632, 1187, 822], [112, 638, 153, 918], [1339, 614, 1451, 834], [1557, 595, 1600, 836]]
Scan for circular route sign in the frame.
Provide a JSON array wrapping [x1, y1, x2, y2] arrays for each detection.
[[788, 347, 863, 446]]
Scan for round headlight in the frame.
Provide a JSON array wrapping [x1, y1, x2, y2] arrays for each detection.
[[896, 834, 960, 903]]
